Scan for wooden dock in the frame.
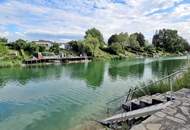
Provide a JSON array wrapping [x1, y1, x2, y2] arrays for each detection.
[[24, 56, 92, 64]]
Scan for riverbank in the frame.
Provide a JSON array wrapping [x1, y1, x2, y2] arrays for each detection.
[[98, 66, 190, 130], [131, 88, 190, 130], [134, 67, 190, 98], [0, 51, 187, 68]]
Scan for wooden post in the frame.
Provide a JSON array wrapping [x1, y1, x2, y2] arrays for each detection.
[[187, 53, 189, 66], [169, 77, 173, 101]]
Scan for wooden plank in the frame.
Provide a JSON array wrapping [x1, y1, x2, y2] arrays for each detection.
[[102, 101, 171, 123]]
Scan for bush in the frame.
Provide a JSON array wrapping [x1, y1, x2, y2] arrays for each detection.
[[49, 43, 60, 54], [108, 43, 125, 55]]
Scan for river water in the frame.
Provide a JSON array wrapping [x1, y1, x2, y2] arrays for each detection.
[[0, 56, 188, 130]]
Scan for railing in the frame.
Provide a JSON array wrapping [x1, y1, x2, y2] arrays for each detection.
[[106, 55, 190, 116]]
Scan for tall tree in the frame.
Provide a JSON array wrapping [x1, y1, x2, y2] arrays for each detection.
[[152, 29, 189, 52], [14, 39, 27, 50], [129, 34, 140, 49], [50, 43, 60, 54], [84, 28, 104, 45], [108, 33, 129, 46], [0, 37, 8, 43], [133, 33, 145, 47]]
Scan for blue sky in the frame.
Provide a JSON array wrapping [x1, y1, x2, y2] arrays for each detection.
[[0, 0, 190, 42]]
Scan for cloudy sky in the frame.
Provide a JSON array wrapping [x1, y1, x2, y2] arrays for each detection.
[[0, 0, 190, 42]]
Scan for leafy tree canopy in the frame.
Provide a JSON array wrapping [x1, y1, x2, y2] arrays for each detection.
[[133, 33, 145, 47], [109, 43, 125, 55], [108, 33, 129, 46], [50, 43, 60, 54], [0, 37, 8, 43], [84, 28, 104, 45], [152, 29, 190, 52], [129, 34, 140, 49], [14, 39, 27, 50]]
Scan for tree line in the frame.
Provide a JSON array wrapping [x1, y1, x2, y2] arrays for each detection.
[[0, 28, 189, 58], [67, 28, 190, 56]]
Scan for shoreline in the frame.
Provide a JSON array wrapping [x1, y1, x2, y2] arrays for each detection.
[[0, 53, 187, 68], [98, 66, 190, 129]]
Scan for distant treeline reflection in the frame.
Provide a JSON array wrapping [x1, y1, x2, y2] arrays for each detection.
[[0, 58, 187, 88]]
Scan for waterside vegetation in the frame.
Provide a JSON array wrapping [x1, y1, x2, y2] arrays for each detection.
[[0, 28, 189, 67], [133, 68, 190, 98]]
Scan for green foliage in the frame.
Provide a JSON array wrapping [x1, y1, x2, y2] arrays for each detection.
[[38, 45, 46, 52], [144, 44, 155, 52], [68, 33, 102, 56], [49, 43, 60, 54], [134, 69, 190, 98], [109, 43, 125, 55], [68, 41, 80, 52], [13, 39, 27, 50], [108, 33, 129, 46], [133, 33, 145, 47], [0, 37, 8, 43], [107, 32, 145, 55], [128, 34, 140, 49], [83, 34, 99, 56], [0, 43, 8, 56], [68, 40, 84, 55], [84, 28, 104, 45], [26, 42, 40, 54], [152, 29, 190, 52]]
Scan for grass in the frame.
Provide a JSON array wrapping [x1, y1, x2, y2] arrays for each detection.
[[0, 60, 21, 68], [133, 68, 190, 98], [0, 48, 23, 68]]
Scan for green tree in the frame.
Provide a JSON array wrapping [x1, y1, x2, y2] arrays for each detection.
[[84, 28, 104, 45], [38, 45, 46, 52], [68, 41, 80, 52], [14, 39, 27, 50], [83, 34, 99, 56], [108, 33, 129, 46], [133, 33, 145, 47], [152, 29, 189, 52], [128, 34, 140, 49], [49, 43, 60, 54], [109, 43, 125, 55], [0, 37, 8, 43], [0, 43, 8, 56]]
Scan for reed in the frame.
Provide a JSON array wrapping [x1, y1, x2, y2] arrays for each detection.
[[134, 69, 190, 98]]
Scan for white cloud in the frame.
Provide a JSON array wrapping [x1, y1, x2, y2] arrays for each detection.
[[0, 0, 189, 43], [171, 3, 190, 17]]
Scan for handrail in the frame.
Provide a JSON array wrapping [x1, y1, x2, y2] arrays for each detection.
[[106, 66, 189, 105]]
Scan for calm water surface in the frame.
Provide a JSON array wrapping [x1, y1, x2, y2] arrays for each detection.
[[0, 56, 188, 130]]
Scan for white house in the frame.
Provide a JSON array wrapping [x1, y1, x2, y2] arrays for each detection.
[[59, 43, 71, 50], [59, 43, 66, 49], [33, 40, 53, 48]]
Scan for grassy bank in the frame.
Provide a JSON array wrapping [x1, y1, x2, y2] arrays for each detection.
[[133, 68, 190, 98]]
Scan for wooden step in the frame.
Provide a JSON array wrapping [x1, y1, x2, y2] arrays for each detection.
[[101, 101, 171, 124], [139, 100, 152, 107]]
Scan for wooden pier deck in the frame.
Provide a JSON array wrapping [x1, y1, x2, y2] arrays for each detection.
[[24, 56, 92, 64]]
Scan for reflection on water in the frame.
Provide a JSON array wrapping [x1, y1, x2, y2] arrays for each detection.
[[108, 58, 145, 80], [65, 61, 105, 87], [0, 56, 188, 130]]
